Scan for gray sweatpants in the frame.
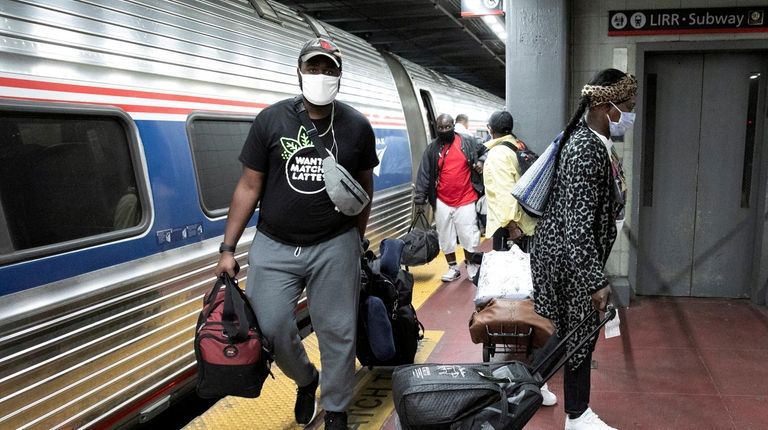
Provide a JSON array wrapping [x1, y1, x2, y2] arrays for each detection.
[[245, 227, 361, 412]]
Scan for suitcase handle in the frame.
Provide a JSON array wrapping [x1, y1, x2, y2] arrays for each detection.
[[531, 305, 617, 383]]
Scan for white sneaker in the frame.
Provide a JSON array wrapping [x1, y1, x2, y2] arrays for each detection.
[[564, 407, 617, 430], [540, 383, 557, 406], [441, 265, 461, 282], [466, 262, 480, 280]]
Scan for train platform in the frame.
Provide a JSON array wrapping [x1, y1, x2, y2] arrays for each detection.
[[182, 248, 768, 430]]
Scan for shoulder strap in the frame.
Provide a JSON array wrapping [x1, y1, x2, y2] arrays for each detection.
[[292, 95, 330, 160], [500, 140, 519, 152]]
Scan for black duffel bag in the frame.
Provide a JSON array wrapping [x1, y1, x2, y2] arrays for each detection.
[[392, 361, 542, 430], [392, 306, 619, 430], [401, 208, 439, 267]]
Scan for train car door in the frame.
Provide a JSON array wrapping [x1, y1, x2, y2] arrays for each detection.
[[639, 52, 767, 298], [420, 89, 437, 140]]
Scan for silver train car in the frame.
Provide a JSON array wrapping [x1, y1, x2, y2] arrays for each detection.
[[0, 1, 503, 428]]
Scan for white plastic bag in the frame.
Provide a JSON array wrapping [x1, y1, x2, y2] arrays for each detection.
[[475, 194, 487, 215], [474, 245, 533, 307]]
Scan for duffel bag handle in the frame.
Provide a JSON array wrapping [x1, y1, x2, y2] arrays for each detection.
[[408, 206, 430, 233], [221, 273, 251, 342], [474, 369, 531, 385]]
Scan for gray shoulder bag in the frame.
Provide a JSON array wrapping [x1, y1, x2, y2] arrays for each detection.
[[292, 96, 370, 216]]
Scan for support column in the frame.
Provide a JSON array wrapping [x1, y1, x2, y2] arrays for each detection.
[[505, 0, 567, 152]]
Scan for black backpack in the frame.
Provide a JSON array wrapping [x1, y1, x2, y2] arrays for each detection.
[[357, 239, 425, 368], [500, 138, 538, 175]]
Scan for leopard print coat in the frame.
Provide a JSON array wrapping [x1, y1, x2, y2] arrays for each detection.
[[531, 122, 621, 371]]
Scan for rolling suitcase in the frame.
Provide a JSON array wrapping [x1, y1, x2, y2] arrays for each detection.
[[392, 305, 617, 430]]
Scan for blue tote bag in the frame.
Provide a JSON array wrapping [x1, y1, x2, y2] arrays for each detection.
[[511, 133, 563, 217]]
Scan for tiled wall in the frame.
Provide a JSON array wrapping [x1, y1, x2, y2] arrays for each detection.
[[570, 0, 768, 279]]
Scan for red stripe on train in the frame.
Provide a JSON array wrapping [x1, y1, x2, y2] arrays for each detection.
[[0, 95, 407, 126], [0, 95, 244, 115], [0, 76, 268, 109], [0, 77, 408, 125]]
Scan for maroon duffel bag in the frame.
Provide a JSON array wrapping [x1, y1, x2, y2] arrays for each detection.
[[194, 274, 273, 398]]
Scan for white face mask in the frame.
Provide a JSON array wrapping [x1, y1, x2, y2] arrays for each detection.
[[607, 102, 636, 137], [300, 72, 340, 106]]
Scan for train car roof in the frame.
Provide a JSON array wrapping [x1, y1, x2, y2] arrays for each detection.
[[279, 0, 506, 98]]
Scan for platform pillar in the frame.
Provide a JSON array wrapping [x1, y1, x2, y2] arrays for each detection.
[[505, 0, 567, 153]]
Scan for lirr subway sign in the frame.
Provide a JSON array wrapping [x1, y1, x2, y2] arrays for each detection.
[[609, 7, 768, 36]]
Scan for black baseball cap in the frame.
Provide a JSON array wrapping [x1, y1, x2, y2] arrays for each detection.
[[299, 37, 342, 69], [488, 111, 514, 135]]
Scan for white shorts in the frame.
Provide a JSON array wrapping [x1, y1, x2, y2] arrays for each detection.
[[435, 198, 480, 254]]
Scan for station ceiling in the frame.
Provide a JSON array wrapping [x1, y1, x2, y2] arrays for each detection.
[[279, 0, 507, 98]]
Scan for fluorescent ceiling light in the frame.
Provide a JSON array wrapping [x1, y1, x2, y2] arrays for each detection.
[[482, 15, 506, 44]]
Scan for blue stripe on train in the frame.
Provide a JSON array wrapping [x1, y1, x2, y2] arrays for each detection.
[[0, 121, 411, 295]]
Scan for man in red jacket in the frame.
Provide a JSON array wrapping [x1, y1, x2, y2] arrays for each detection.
[[414, 114, 486, 282]]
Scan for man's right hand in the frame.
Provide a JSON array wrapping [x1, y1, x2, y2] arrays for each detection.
[[590, 286, 611, 312], [414, 195, 427, 206], [214, 253, 240, 278], [505, 220, 522, 240]]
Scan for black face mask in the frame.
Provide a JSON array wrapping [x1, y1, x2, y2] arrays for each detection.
[[437, 130, 455, 143]]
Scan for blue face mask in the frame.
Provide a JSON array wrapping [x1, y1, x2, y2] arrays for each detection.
[[608, 102, 635, 137]]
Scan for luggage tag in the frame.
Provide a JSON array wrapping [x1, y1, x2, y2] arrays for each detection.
[[604, 308, 621, 339]]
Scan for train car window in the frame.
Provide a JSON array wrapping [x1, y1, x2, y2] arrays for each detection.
[[301, 13, 331, 38], [187, 115, 254, 216], [0, 109, 146, 262], [248, 0, 281, 24], [420, 90, 437, 139]]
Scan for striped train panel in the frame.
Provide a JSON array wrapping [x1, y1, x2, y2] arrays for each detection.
[[0, 0, 504, 428], [0, 1, 412, 428]]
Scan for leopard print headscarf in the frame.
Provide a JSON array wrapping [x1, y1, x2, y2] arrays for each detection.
[[581, 74, 637, 107]]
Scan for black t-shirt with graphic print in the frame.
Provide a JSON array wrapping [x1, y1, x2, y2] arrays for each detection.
[[239, 98, 379, 246]]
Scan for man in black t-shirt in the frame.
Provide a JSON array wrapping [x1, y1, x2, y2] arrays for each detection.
[[215, 37, 378, 430]]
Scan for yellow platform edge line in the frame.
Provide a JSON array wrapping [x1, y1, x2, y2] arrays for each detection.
[[344, 330, 443, 429]]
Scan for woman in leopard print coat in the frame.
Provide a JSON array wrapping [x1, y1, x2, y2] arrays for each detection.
[[531, 68, 636, 427]]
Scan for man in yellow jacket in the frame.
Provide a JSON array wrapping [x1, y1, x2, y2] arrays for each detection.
[[482, 111, 538, 252], [481, 110, 558, 407]]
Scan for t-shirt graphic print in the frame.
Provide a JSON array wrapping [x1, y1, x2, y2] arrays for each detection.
[[239, 98, 378, 246], [281, 125, 326, 194]]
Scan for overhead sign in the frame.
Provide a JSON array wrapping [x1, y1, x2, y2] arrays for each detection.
[[609, 7, 768, 36], [461, 0, 503, 18]]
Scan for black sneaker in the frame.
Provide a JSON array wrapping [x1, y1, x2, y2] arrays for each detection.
[[324, 411, 348, 430], [294, 369, 319, 426]]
